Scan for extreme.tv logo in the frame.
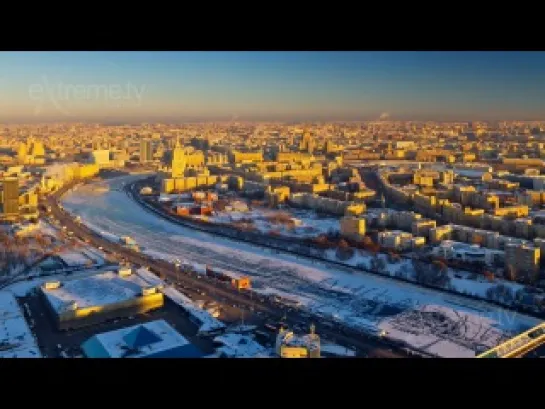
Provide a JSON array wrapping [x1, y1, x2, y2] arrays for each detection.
[[29, 76, 146, 116]]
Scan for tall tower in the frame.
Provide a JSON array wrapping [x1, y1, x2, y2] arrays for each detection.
[[1, 178, 19, 217], [300, 131, 314, 154], [140, 139, 153, 163], [171, 137, 187, 178], [29, 140, 45, 164], [307, 323, 320, 358], [325, 140, 335, 154], [17, 142, 27, 165], [31, 140, 45, 157]]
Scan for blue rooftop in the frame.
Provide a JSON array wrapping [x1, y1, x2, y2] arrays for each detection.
[[80, 319, 204, 358], [123, 325, 162, 349]]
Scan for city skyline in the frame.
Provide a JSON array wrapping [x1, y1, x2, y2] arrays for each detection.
[[2, 51, 545, 123]]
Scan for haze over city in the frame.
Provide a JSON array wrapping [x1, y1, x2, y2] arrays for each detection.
[[3, 51, 545, 360], [2, 51, 545, 123]]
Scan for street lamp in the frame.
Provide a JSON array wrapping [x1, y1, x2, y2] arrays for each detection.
[[175, 264, 180, 286]]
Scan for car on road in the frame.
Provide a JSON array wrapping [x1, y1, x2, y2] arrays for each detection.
[[264, 323, 277, 332]]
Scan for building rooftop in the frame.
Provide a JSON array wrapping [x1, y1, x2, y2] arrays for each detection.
[[439, 240, 504, 255], [212, 333, 270, 358], [41, 270, 155, 314], [280, 331, 320, 350], [0, 291, 41, 358], [81, 319, 203, 358], [454, 169, 487, 178], [380, 230, 412, 236]]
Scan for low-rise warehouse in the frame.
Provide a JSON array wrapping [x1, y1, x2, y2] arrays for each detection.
[[81, 319, 204, 358], [40, 268, 164, 330], [432, 240, 504, 267]]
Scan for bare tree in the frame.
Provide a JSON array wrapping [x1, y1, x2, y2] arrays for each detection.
[[336, 239, 355, 261], [412, 259, 450, 288]]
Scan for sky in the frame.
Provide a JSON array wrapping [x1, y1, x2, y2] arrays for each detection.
[[1, 51, 545, 123]]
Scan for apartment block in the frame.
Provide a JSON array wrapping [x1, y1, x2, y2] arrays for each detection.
[[505, 244, 540, 283], [411, 219, 437, 237], [429, 225, 453, 244], [534, 238, 545, 267], [289, 193, 366, 216], [230, 151, 264, 164], [494, 205, 529, 218], [441, 170, 455, 185], [265, 186, 291, 206], [514, 218, 533, 239], [340, 217, 366, 241], [391, 211, 422, 230], [413, 170, 439, 187], [378, 231, 414, 251], [515, 190, 545, 207]]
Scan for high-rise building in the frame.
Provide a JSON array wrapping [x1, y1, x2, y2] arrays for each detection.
[[505, 244, 540, 283], [299, 131, 315, 154], [17, 143, 27, 165], [140, 139, 153, 163], [1, 178, 19, 217], [91, 150, 111, 167], [325, 140, 335, 154], [340, 216, 366, 240], [171, 137, 186, 178], [441, 170, 455, 185], [30, 140, 45, 157], [28, 140, 46, 165]]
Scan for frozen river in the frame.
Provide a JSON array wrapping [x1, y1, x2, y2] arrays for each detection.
[[61, 175, 540, 357]]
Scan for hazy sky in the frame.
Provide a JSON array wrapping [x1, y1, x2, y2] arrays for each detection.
[[1, 51, 545, 123]]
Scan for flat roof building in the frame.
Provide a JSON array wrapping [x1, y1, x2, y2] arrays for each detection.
[[40, 269, 164, 330], [81, 319, 203, 358]]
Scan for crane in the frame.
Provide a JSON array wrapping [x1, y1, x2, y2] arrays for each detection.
[[476, 322, 545, 358]]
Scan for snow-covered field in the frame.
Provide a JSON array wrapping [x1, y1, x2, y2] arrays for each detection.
[[320, 248, 527, 301], [0, 291, 41, 358], [378, 304, 511, 358], [60, 175, 542, 357], [321, 343, 357, 357], [206, 207, 340, 238]]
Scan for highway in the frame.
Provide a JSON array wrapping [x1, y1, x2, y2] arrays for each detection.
[[47, 182, 414, 358]]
